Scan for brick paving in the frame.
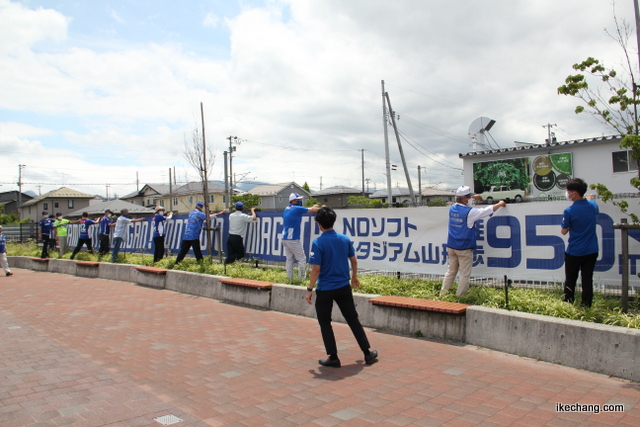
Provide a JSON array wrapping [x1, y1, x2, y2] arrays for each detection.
[[0, 268, 638, 427]]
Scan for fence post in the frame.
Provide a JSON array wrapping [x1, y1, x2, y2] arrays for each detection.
[[504, 275, 512, 310], [620, 218, 629, 313]]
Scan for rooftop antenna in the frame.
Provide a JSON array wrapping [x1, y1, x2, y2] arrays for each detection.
[[468, 117, 496, 152]]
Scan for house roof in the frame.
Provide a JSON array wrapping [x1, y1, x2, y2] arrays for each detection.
[[459, 134, 622, 159], [21, 187, 94, 207], [312, 186, 364, 196], [248, 182, 309, 197], [420, 187, 455, 197], [171, 181, 226, 196], [369, 188, 414, 198], [66, 199, 155, 217], [0, 191, 33, 204], [120, 183, 172, 199]]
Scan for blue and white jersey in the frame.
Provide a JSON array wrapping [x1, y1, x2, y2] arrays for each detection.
[[39, 218, 54, 237], [78, 219, 95, 240], [282, 204, 308, 241], [152, 214, 169, 238], [183, 209, 206, 240], [0, 233, 6, 254], [99, 215, 112, 234]]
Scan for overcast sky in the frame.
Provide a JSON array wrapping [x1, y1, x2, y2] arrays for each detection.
[[0, 0, 636, 199]]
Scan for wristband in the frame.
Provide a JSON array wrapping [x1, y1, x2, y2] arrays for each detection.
[[306, 287, 314, 292]]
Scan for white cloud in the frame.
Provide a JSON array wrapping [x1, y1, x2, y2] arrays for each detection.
[[0, 0, 635, 195], [203, 12, 220, 28]]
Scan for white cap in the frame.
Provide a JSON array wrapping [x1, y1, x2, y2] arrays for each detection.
[[289, 192, 303, 202], [455, 186, 475, 197]]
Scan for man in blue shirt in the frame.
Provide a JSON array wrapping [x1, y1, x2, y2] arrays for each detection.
[[282, 193, 321, 280], [98, 209, 114, 256], [305, 207, 377, 368], [176, 201, 207, 263], [440, 186, 506, 296], [561, 178, 599, 308], [152, 206, 173, 263], [38, 211, 54, 259], [70, 212, 96, 259], [0, 225, 13, 276]]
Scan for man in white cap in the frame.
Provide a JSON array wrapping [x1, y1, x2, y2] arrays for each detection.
[[282, 193, 321, 280], [440, 185, 505, 296]]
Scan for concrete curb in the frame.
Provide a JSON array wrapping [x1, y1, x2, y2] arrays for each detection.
[[466, 306, 640, 381]]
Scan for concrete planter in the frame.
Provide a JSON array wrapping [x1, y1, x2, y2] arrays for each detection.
[[165, 271, 222, 299], [466, 306, 640, 382], [48, 259, 77, 275]]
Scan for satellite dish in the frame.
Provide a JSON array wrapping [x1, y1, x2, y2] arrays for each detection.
[[468, 117, 496, 152]]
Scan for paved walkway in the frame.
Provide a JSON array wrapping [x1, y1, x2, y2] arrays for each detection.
[[1, 269, 639, 427]]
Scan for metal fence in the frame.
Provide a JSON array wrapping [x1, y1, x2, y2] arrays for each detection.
[[1, 224, 38, 242]]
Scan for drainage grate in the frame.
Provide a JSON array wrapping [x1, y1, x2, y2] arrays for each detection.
[[153, 414, 183, 425]]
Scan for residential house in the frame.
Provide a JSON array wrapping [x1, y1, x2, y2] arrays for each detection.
[[0, 191, 33, 218], [369, 188, 415, 206], [20, 187, 95, 222], [419, 187, 455, 205], [312, 186, 366, 208], [248, 182, 311, 210], [120, 184, 172, 208], [156, 182, 228, 214]]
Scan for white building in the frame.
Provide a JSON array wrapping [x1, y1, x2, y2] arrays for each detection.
[[460, 135, 636, 198]]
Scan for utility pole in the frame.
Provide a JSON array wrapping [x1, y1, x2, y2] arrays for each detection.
[[360, 149, 365, 196], [17, 164, 25, 220], [385, 92, 417, 206], [224, 151, 229, 209], [227, 136, 240, 194], [201, 102, 213, 260], [382, 80, 393, 208], [543, 123, 557, 145], [319, 176, 323, 190], [136, 171, 139, 192], [633, 0, 640, 134], [169, 168, 173, 212], [418, 166, 422, 206]]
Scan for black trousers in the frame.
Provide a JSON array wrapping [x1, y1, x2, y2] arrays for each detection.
[[176, 239, 202, 263], [99, 234, 110, 255], [564, 252, 598, 307], [71, 238, 93, 259], [153, 236, 165, 263], [225, 234, 245, 264], [41, 236, 51, 258], [315, 284, 370, 357]]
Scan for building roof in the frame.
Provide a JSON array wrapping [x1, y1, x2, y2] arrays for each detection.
[[459, 134, 622, 159], [312, 186, 364, 196], [420, 187, 455, 197], [369, 188, 414, 198], [0, 191, 33, 204], [120, 183, 172, 199], [66, 199, 155, 217], [248, 182, 309, 197], [171, 181, 226, 196], [21, 187, 94, 207]]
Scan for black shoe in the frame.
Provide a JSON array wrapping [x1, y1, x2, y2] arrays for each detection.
[[6, 272, 12, 277], [365, 350, 378, 365], [318, 358, 341, 368]]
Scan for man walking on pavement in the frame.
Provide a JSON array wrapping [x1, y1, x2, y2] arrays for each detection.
[[305, 206, 378, 368]]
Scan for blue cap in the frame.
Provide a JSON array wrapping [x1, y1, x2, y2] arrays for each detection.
[[196, 201, 205, 208], [235, 201, 244, 210]]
